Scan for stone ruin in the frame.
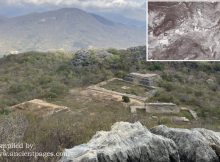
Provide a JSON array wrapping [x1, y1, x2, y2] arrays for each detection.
[[130, 103, 180, 114], [123, 73, 160, 86], [10, 99, 69, 117]]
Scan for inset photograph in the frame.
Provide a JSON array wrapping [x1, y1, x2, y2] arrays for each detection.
[[148, 1, 220, 61]]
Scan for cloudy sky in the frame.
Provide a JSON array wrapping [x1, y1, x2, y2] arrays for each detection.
[[1, 0, 144, 8], [0, 0, 146, 22]]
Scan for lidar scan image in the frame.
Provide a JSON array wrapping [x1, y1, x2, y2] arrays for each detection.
[[148, 2, 220, 60]]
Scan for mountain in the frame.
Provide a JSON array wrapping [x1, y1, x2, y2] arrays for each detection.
[[92, 12, 146, 28], [0, 8, 145, 55]]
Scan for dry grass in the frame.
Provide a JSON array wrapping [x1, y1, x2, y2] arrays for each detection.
[[101, 79, 152, 97]]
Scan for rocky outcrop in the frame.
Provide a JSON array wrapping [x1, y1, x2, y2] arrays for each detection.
[[60, 122, 220, 162], [71, 50, 111, 67], [151, 125, 220, 162], [60, 122, 179, 162]]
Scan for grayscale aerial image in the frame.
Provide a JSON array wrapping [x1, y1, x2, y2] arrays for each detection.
[[148, 2, 220, 60]]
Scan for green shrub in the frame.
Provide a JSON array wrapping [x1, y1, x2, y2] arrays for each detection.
[[161, 73, 173, 82], [122, 96, 130, 103], [38, 76, 53, 85], [45, 82, 67, 99], [0, 108, 11, 115], [8, 83, 34, 94], [148, 63, 164, 71], [107, 48, 119, 55]]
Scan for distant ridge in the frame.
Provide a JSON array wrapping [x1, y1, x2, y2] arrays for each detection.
[[0, 8, 145, 55]]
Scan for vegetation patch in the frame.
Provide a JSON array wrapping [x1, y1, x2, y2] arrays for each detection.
[[0, 47, 220, 162], [122, 96, 130, 103]]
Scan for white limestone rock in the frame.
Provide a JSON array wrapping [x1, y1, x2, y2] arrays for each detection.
[[60, 122, 180, 162], [151, 125, 220, 162]]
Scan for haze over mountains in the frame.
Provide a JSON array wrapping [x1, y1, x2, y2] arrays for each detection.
[[94, 12, 145, 28], [0, 8, 145, 55], [0, 16, 8, 23]]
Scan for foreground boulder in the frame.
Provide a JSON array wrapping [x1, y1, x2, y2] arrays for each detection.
[[151, 125, 220, 162], [60, 122, 179, 162]]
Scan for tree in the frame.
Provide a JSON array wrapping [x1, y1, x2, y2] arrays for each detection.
[[122, 96, 130, 103]]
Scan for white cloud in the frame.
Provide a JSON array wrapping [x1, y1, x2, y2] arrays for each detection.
[[2, 0, 145, 9]]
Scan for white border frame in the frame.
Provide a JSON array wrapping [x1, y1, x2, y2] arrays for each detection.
[[146, 0, 220, 62]]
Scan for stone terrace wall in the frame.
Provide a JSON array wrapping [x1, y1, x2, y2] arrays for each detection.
[[124, 73, 160, 86], [131, 103, 180, 114]]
